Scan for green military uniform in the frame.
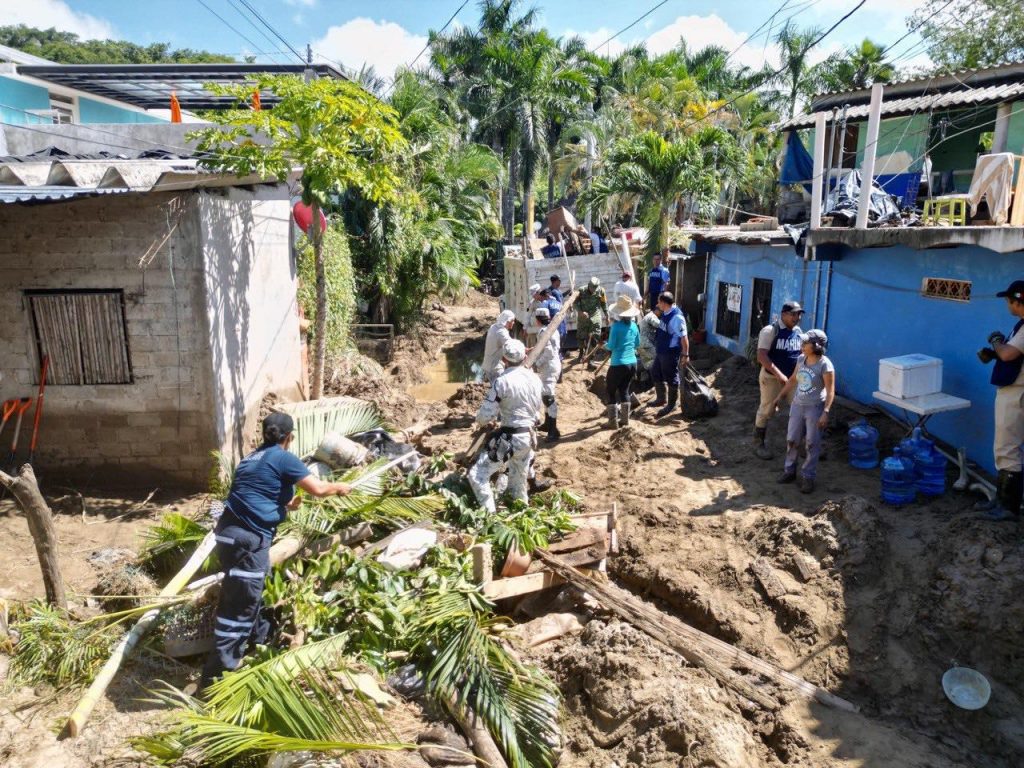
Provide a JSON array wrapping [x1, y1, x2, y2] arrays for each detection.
[[576, 284, 607, 344]]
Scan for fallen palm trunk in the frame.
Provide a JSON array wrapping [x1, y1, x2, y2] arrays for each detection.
[[450, 706, 510, 768], [523, 290, 579, 369], [61, 531, 217, 738], [537, 551, 857, 714], [63, 450, 418, 738]]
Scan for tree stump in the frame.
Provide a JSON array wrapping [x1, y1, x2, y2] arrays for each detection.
[[0, 464, 66, 609]]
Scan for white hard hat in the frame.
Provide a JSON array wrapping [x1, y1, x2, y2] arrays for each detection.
[[535, 306, 551, 320], [502, 339, 527, 364]]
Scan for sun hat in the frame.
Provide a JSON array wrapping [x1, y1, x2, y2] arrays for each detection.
[[608, 294, 640, 320], [502, 339, 527, 364]]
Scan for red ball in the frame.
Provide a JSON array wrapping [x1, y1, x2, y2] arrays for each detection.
[[293, 202, 327, 235]]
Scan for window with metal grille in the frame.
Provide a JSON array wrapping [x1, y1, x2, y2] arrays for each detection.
[[749, 278, 773, 337], [716, 281, 742, 339], [26, 290, 133, 385], [921, 278, 971, 302]]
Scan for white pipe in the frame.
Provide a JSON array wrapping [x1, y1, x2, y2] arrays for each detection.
[[993, 102, 1012, 154], [856, 83, 884, 230], [810, 111, 827, 229]]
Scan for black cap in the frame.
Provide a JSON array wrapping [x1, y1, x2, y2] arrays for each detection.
[[550, 274, 560, 282], [262, 412, 294, 444], [781, 301, 805, 314], [997, 280, 1024, 299]]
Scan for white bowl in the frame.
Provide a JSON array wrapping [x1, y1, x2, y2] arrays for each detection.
[[942, 667, 991, 710]]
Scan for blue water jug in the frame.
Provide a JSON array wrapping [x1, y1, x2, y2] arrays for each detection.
[[881, 447, 916, 506], [898, 427, 926, 462], [848, 419, 880, 469], [914, 443, 947, 497]]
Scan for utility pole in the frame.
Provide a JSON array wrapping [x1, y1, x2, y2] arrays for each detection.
[[304, 43, 314, 83]]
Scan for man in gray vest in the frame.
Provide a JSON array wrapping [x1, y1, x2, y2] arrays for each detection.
[[753, 301, 804, 459]]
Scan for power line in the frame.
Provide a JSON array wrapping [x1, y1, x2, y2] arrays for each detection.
[[224, 0, 289, 64], [193, 0, 281, 63], [233, 0, 306, 65], [593, 0, 672, 51], [382, 0, 470, 97], [880, 0, 957, 61]]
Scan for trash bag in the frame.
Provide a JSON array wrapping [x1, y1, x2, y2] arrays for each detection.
[[348, 429, 421, 473], [681, 365, 718, 418], [825, 171, 900, 225]]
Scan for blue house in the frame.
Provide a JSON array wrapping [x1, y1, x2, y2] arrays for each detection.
[[699, 63, 1024, 475], [0, 44, 166, 125]]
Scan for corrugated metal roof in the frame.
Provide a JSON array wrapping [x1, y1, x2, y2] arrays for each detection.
[[779, 81, 1024, 130], [0, 186, 130, 204], [808, 60, 1024, 104], [0, 44, 54, 67]]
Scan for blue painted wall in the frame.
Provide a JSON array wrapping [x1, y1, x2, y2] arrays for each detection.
[[0, 75, 50, 124], [79, 96, 164, 124], [704, 240, 1024, 473]]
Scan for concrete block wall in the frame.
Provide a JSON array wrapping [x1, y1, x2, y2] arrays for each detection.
[[0, 191, 216, 488]]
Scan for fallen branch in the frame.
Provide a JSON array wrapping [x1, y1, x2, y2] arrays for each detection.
[[61, 531, 217, 738], [537, 551, 858, 714], [450, 706, 509, 768], [0, 465, 66, 609]]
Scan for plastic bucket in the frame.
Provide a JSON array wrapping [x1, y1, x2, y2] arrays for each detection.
[[313, 431, 369, 469]]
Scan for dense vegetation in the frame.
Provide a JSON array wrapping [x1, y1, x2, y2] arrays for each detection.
[[0, 24, 235, 64]]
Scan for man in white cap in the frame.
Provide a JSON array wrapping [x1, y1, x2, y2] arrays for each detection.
[[613, 271, 642, 307], [469, 339, 544, 514], [533, 305, 562, 441], [482, 309, 516, 383]]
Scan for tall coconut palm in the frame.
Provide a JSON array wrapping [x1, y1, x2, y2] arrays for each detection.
[[815, 38, 895, 92], [774, 22, 824, 119]]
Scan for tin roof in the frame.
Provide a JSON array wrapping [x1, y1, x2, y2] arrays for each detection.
[[0, 185, 129, 204], [0, 44, 54, 67]]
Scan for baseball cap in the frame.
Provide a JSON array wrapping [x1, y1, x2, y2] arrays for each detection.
[[997, 280, 1024, 299], [800, 329, 828, 347], [535, 306, 551, 319], [529, 283, 542, 294], [502, 339, 526, 363], [782, 301, 805, 314], [550, 274, 560, 282], [589, 276, 601, 288]]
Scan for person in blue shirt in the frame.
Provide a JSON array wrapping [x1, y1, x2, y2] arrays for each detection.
[[200, 413, 352, 688], [605, 295, 641, 428], [548, 275, 568, 349], [541, 233, 561, 258], [647, 291, 689, 419], [647, 255, 671, 310]]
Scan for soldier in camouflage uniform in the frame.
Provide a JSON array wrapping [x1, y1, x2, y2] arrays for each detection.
[[575, 276, 607, 360]]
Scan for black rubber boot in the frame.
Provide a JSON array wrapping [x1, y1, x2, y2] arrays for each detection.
[[607, 403, 620, 429], [656, 386, 678, 418], [649, 382, 666, 408], [546, 418, 561, 442], [982, 470, 1022, 521], [529, 476, 552, 494], [621, 402, 631, 427], [541, 415, 553, 434], [754, 427, 772, 460]]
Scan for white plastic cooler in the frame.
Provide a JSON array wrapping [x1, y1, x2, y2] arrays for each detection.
[[878, 354, 943, 399]]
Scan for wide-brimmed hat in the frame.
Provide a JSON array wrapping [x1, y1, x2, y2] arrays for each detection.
[[502, 339, 526, 363], [609, 294, 640, 320]]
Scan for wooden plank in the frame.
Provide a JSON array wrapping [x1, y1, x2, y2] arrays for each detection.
[[750, 558, 788, 600], [557, 545, 606, 568], [1011, 155, 1024, 226], [546, 526, 605, 553], [523, 290, 579, 368], [482, 570, 566, 600], [536, 551, 859, 714]]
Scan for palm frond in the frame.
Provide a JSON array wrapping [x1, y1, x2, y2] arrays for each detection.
[[138, 512, 215, 575], [286, 400, 385, 460]]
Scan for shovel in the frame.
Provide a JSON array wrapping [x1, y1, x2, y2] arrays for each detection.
[[0, 399, 17, 442], [7, 397, 32, 470]]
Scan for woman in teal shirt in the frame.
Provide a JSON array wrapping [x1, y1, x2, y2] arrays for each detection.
[[605, 295, 641, 428]]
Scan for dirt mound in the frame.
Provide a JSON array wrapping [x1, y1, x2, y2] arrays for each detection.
[[547, 620, 801, 767], [445, 382, 488, 420], [325, 351, 429, 429]]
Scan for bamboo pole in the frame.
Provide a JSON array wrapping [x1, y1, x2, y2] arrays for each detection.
[[61, 531, 217, 738], [0, 464, 66, 609], [524, 290, 579, 369]]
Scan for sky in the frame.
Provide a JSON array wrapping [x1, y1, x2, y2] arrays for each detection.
[[0, 0, 935, 79]]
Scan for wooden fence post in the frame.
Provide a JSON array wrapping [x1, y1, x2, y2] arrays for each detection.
[[0, 464, 66, 610]]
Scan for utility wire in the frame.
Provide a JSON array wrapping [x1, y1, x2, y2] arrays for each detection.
[[194, 0, 281, 64], [382, 0, 471, 98], [592, 0, 672, 51], [225, 0, 289, 64], [234, 0, 306, 64]]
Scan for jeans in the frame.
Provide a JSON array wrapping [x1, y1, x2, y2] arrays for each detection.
[[606, 363, 636, 404], [201, 514, 273, 687], [785, 401, 825, 479], [650, 350, 681, 387]]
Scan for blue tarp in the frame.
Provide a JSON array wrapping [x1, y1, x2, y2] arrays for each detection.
[[779, 130, 814, 186]]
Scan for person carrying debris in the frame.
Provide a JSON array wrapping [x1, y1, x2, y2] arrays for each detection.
[[200, 413, 353, 689], [977, 280, 1024, 520], [647, 291, 689, 419], [469, 339, 544, 514], [647, 254, 670, 310], [483, 309, 516, 383], [533, 306, 562, 442], [605, 295, 641, 428], [575, 276, 607, 360], [771, 330, 835, 495], [753, 301, 805, 459]]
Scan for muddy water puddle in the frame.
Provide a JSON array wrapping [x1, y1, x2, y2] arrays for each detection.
[[409, 350, 481, 401]]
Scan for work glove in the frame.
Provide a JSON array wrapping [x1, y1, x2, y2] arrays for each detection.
[[977, 347, 997, 364], [988, 331, 1007, 346]]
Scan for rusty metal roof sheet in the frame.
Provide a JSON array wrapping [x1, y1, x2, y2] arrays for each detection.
[[779, 81, 1024, 130]]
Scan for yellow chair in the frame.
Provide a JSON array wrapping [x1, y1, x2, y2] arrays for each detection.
[[923, 196, 968, 226]]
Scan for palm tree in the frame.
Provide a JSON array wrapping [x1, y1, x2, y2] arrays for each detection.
[[774, 22, 823, 119], [815, 38, 895, 92], [581, 128, 739, 261]]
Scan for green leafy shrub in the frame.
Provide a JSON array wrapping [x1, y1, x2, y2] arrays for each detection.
[[296, 223, 357, 359]]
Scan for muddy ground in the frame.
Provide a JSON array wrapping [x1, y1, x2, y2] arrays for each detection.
[[2, 290, 1023, 767]]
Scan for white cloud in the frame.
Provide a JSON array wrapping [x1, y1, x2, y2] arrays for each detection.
[[292, 13, 304, 26], [284, 0, 316, 7], [312, 18, 427, 80], [0, 0, 115, 39], [645, 14, 777, 70], [566, 27, 626, 58]]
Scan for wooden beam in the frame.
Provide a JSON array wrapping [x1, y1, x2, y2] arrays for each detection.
[[471, 543, 493, 586], [537, 551, 859, 714], [482, 570, 566, 601], [523, 290, 579, 369]]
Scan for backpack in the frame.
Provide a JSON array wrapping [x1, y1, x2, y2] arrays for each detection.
[[681, 364, 719, 418]]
